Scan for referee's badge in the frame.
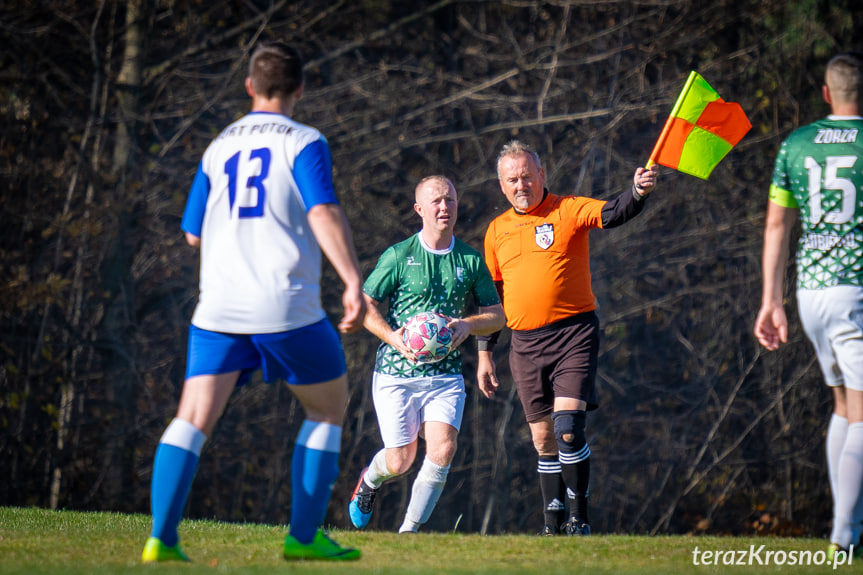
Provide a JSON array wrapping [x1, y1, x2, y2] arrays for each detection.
[[535, 224, 554, 249]]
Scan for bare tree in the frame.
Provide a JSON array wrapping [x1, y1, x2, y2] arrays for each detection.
[[0, 0, 857, 535]]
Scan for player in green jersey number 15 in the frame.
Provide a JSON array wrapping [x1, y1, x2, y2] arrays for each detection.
[[755, 51, 863, 558]]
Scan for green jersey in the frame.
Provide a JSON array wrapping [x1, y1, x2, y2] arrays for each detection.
[[770, 116, 863, 289], [363, 233, 500, 378]]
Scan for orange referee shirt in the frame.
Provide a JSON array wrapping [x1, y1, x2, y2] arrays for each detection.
[[484, 191, 606, 331]]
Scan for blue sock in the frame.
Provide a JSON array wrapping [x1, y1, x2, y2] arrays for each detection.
[[149, 419, 206, 547], [290, 420, 341, 544]]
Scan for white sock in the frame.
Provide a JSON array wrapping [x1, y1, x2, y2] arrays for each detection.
[[827, 414, 849, 499], [400, 457, 449, 532], [364, 449, 397, 489], [160, 418, 207, 455], [831, 422, 863, 547], [399, 518, 420, 534]]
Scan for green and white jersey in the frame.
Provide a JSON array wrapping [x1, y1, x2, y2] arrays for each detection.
[[363, 233, 500, 378], [770, 116, 863, 289]]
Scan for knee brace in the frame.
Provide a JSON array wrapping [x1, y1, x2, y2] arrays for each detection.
[[552, 410, 587, 454]]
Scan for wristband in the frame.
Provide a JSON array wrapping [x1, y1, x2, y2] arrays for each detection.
[[477, 331, 500, 352]]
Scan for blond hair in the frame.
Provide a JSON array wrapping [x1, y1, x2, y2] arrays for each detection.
[[414, 175, 455, 202]]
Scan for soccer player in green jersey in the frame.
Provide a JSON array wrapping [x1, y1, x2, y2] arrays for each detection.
[[755, 51, 863, 557], [348, 175, 505, 533]]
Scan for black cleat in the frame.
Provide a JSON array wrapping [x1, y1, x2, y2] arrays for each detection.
[[561, 517, 591, 536]]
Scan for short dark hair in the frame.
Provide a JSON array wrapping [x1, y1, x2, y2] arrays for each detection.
[[248, 41, 304, 100]]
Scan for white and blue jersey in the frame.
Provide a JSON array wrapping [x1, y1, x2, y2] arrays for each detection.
[[182, 111, 337, 334]]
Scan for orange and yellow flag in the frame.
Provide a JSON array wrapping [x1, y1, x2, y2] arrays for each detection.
[[647, 71, 751, 179]]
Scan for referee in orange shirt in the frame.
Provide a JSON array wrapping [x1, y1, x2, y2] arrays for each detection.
[[477, 140, 657, 536]]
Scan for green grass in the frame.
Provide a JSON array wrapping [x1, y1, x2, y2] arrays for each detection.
[[0, 506, 849, 574]]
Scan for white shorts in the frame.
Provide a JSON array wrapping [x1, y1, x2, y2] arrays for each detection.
[[797, 286, 863, 391], [371, 372, 466, 448]]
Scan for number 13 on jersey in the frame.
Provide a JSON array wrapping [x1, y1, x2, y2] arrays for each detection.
[[225, 147, 271, 219]]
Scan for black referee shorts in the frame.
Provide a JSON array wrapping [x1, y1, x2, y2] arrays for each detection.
[[509, 311, 599, 422]]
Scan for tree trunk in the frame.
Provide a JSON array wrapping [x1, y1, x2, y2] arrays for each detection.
[[98, 0, 144, 510]]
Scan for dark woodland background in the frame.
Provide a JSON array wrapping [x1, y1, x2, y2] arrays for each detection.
[[2, 0, 862, 537]]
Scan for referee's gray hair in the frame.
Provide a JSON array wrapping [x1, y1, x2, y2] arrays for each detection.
[[496, 140, 542, 179]]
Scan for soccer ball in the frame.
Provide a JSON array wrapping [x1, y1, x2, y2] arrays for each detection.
[[402, 311, 454, 364]]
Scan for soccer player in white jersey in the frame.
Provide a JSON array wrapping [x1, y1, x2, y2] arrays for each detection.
[[141, 41, 365, 562], [348, 176, 505, 533], [755, 51, 863, 558]]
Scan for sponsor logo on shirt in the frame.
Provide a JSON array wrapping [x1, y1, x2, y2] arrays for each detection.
[[456, 267, 464, 282], [217, 123, 294, 140], [535, 224, 554, 249], [406, 256, 422, 266], [802, 232, 859, 250]]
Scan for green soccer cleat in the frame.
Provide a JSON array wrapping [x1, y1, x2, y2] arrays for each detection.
[[283, 529, 361, 561], [141, 536, 190, 563], [827, 541, 861, 562]]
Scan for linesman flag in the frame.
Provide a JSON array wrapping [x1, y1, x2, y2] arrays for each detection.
[[647, 71, 752, 179]]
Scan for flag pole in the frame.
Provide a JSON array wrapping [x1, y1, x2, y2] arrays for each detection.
[[646, 71, 699, 168]]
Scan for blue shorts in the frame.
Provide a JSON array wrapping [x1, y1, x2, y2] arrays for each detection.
[[185, 318, 347, 386]]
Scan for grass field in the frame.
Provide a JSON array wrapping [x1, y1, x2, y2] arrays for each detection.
[[0, 506, 851, 574]]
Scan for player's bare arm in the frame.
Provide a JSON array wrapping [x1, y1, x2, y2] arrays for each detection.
[[306, 202, 366, 333], [447, 303, 505, 348], [754, 201, 797, 350], [362, 294, 417, 361], [185, 232, 201, 247]]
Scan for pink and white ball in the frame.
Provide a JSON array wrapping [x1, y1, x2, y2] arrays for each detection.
[[402, 311, 454, 364]]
